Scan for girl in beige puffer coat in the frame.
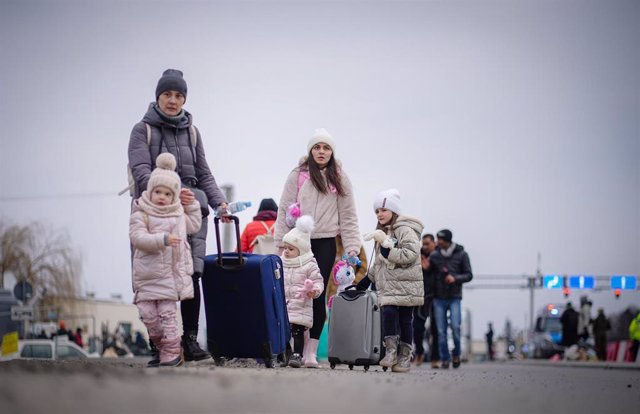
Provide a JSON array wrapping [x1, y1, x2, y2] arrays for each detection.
[[281, 216, 324, 368], [357, 189, 424, 373], [129, 153, 202, 367]]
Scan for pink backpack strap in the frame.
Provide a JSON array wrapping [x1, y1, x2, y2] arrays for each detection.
[[297, 170, 310, 192]]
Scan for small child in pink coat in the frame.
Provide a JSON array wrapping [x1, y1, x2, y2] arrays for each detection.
[[281, 215, 324, 368], [129, 153, 202, 367]]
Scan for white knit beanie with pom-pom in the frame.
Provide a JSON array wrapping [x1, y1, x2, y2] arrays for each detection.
[[147, 152, 181, 202], [282, 215, 315, 254]]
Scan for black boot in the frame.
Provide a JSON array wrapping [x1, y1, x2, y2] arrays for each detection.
[[147, 339, 160, 368], [182, 332, 211, 361]]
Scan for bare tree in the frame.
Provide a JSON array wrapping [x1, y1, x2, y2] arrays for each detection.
[[0, 219, 82, 306], [0, 220, 29, 289]]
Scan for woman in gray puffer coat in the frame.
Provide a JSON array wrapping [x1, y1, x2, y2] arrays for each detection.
[[128, 69, 228, 363], [356, 189, 424, 373]]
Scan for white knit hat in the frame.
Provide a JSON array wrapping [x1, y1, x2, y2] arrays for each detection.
[[373, 188, 402, 215], [147, 153, 181, 203], [282, 215, 315, 254], [307, 128, 336, 155]]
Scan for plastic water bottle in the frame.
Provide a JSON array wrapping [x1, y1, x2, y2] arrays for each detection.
[[216, 201, 252, 217], [228, 201, 252, 214], [342, 253, 362, 267]]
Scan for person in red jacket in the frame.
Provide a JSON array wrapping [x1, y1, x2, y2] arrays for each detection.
[[240, 198, 278, 253]]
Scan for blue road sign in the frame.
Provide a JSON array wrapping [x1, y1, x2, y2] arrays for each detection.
[[543, 275, 562, 289], [610, 275, 637, 290], [569, 275, 595, 289]]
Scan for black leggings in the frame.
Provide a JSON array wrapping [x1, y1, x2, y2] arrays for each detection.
[[291, 324, 306, 354], [309, 238, 337, 339], [180, 274, 201, 334]]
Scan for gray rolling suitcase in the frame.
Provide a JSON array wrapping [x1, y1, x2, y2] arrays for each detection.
[[328, 286, 382, 371]]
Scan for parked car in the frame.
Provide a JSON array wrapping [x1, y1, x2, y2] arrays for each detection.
[[17, 338, 98, 360]]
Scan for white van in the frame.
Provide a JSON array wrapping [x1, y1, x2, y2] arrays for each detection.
[[17, 338, 97, 360]]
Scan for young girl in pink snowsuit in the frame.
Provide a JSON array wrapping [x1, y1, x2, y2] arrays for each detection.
[[129, 153, 201, 367], [281, 215, 324, 368]]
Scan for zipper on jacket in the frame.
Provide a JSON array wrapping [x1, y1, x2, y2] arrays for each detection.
[[174, 128, 182, 174], [313, 190, 319, 221], [173, 254, 181, 300]]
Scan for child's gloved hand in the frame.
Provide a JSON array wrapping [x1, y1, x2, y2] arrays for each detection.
[[363, 230, 395, 249], [363, 230, 387, 244], [380, 237, 395, 249]]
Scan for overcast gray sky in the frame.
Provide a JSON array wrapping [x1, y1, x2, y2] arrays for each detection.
[[1, 0, 638, 339]]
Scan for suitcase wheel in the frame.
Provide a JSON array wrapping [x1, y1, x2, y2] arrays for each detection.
[[382, 366, 388, 372], [348, 364, 354, 370], [330, 363, 336, 370], [364, 365, 369, 372]]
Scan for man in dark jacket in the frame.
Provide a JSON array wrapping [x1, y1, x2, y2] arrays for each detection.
[[413, 235, 439, 367], [560, 302, 579, 347], [428, 229, 473, 369], [591, 308, 610, 361]]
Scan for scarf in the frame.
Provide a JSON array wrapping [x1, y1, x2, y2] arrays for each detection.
[[153, 104, 187, 126], [281, 251, 315, 268], [253, 210, 277, 221], [137, 190, 183, 217], [440, 243, 457, 258]]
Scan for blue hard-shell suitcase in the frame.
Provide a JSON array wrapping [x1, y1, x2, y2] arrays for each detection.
[[202, 216, 290, 368]]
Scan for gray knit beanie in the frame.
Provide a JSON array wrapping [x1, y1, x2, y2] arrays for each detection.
[[155, 69, 188, 101]]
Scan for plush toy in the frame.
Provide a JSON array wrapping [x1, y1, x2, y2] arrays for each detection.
[[296, 279, 315, 300], [285, 202, 301, 228], [328, 260, 356, 308]]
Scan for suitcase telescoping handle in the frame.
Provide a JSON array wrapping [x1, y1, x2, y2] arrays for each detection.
[[341, 284, 366, 301], [213, 215, 244, 268]]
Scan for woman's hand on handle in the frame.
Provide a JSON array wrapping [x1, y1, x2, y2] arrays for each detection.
[[218, 203, 232, 223]]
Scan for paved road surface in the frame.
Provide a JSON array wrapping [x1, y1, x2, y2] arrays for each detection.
[[1, 358, 638, 413]]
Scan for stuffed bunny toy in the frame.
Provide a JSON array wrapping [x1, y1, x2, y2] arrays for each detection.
[[328, 260, 356, 308], [296, 279, 315, 299]]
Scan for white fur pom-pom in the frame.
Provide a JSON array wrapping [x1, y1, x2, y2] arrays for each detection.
[[295, 215, 315, 234], [155, 153, 177, 171]]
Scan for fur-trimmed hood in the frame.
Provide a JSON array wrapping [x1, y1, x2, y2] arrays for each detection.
[[393, 215, 424, 238]]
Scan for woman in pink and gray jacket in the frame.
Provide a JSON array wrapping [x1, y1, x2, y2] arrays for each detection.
[[130, 153, 202, 367], [275, 128, 361, 367]]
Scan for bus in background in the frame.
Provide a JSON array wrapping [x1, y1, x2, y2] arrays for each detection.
[[525, 304, 566, 359]]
